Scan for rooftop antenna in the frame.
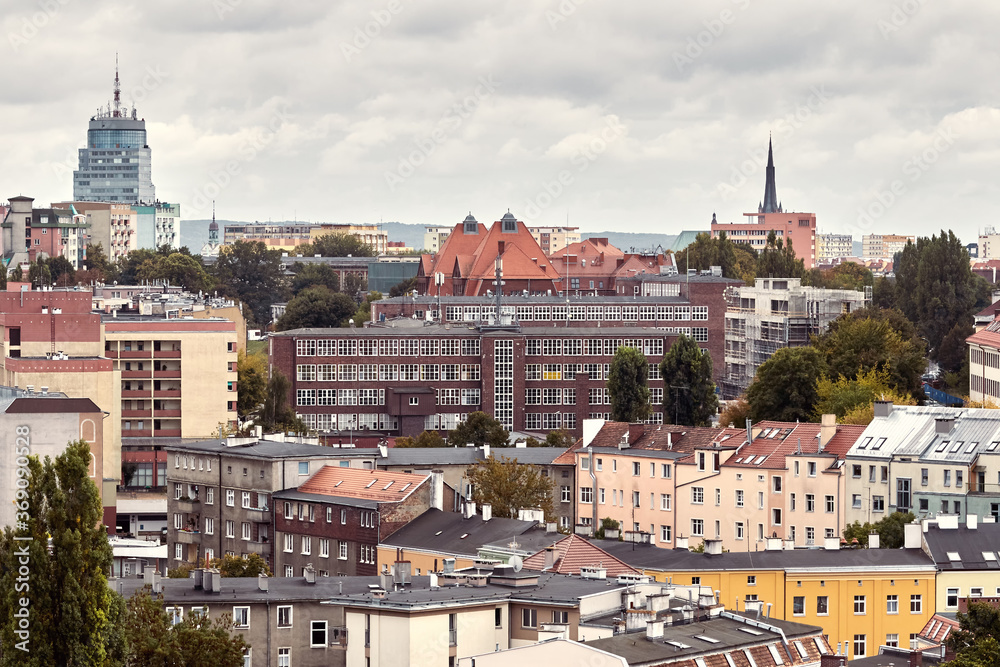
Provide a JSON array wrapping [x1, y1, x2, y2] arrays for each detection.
[[113, 53, 121, 118]]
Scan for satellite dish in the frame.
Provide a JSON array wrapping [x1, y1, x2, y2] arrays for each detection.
[[509, 555, 523, 573]]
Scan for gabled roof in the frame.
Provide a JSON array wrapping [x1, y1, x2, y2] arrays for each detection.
[[521, 534, 640, 576], [919, 613, 959, 645], [922, 522, 1000, 570], [847, 405, 1000, 462], [726, 421, 863, 470], [297, 466, 427, 503]]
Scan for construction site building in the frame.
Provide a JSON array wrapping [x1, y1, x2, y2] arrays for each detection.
[[721, 278, 871, 399]]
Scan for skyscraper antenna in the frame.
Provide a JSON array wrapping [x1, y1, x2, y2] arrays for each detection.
[[113, 53, 121, 118]]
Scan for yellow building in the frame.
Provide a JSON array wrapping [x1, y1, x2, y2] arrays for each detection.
[[596, 537, 936, 657], [918, 514, 1000, 613]]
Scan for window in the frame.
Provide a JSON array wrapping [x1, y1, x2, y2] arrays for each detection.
[[873, 496, 885, 512], [853, 635, 866, 658], [944, 470, 951, 487], [341, 509, 347, 524], [661, 525, 672, 542], [552, 610, 568, 624], [277, 606, 292, 628], [817, 596, 829, 615], [242, 491, 251, 509], [691, 519, 704, 536], [204, 517, 214, 535], [887, 595, 898, 614], [284, 534, 294, 553], [911, 594, 922, 613], [852, 494, 861, 509], [339, 541, 348, 560], [747, 575, 756, 586], [166, 606, 183, 626], [226, 489, 235, 507], [772, 508, 782, 526], [495, 608, 503, 628], [808, 461, 817, 477], [522, 608, 537, 628], [233, 606, 249, 629], [947, 588, 959, 608], [825, 495, 834, 513], [320, 538, 329, 558], [311, 621, 328, 648], [886, 634, 899, 648], [736, 490, 744, 507], [692, 487, 704, 504], [772, 476, 782, 492], [632, 462, 641, 476], [854, 595, 866, 614], [793, 596, 804, 615], [661, 463, 672, 478], [277, 648, 290, 667], [806, 494, 815, 512], [661, 494, 671, 511], [561, 486, 572, 503], [580, 487, 593, 503], [242, 523, 251, 541]]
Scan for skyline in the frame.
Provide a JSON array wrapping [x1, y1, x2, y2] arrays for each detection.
[[2, 1, 999, 241]]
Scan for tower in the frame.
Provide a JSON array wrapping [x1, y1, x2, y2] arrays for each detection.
[[759, 136, 780, 214], [72, 57, 155, 204], [201, 202, 221, 258]]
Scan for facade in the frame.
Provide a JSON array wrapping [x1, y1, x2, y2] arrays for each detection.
[[135, 202, 181, 250], [73, 67, 155, 205], [104, 315, 238, 439], [722, 277, 871, 398], [527, 226, 581, 254], [711, 140, 817, 268], [1, 197, 89, 271], [968, 320, 1000, 404], [978, 227, 1000, 260], [164, 438, 367, 571], [861, 234, 914, 261], [273, 467, 442, 578], [816, 233, 854, 264], [919, 515, 1000, 614], [269, 319, 676, 439], [423, 225, 452, 253], [224, 222, 314, 249], [844, 402, 1000, 524], [309, 223, 388, 254], [54, 201, 138, 262], [598, 539, 935, 659]]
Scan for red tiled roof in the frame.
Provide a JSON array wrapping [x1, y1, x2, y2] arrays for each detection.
[[521, 534, 640, 576], [968, 328, 1000, 349], [297, 466, 427, 502], [975, 299, 1000, 320], [919, 613, 959, 644], [725, 421, 862, 469]]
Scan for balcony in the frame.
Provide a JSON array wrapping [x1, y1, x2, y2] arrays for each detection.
[[245, 540, 270, 555], [154, 389, 181, 398], [121, 409, 152, 418], [153, 409, 181, 418], [120, 350, 152, 359], [154, 370, 181, 379], [154, 429, 182, 437], [125, 429, 152, 437], [122, 370, 151, 379], [175, 497, 200, 513], [154, 349, 181, 358], [175, 529, 202, 544], [104, 350, 119, 359], [246, 506, 272, 522], [121, 390, 152, 399]]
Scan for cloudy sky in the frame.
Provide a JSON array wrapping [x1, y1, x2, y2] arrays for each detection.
[[2, 0, 998, 242]]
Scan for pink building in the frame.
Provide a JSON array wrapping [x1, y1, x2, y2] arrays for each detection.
[[711, 139, 817, 268]]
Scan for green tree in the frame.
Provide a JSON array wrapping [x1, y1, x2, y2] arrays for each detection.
[[394, 430, 447, 448], [871, 275, 897, 310], [388, 276, 418, 297], [86, 242, 118, 282], [289, 262, 340, 295], [0, 440, 124, 665], [117, 248, 159, 284], [351, 291, 383, 325], [804, 263, 874, 291], [259, 369, 306, 433], [746, 347, 827, 422], [659, 335, 718, 426], [449, 412, 510, 448], [815, 369, 917, 425], [142, 252, 214, 292], [674, 232, 757, 283], [7, 265, 22, 282], [210, 553, 272, 577], [607, 346, 651, 423], [755, 231, 805, 279], [276, 286, 358, 331], [124, 589, 250, 666], [948, 602, 1000, 658], [466, 456, 554, 520], [943, 636, 1000, 667], [27, 260, 51, 287], [938, 321, 975, 376], [212, 241, 289, 327], [304, 232, 376, 258], [719, 396, 751, 428], [44, 255, 76, 286], [236, 350, 268, 420], [843, 511, 915, 548], [343, 273, 369, 300]]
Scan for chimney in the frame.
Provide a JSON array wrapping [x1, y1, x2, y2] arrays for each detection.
[[304, 563, 316, 584], [646, 619, 665, 639], [482, 504, 492, 521], [909, 648, 924, 667], [819, 414, 836, 451], [904, 523, 921, 549], [192, 568, 204, 589], [675, 535, 689, 550], [967, 514, 978, 530], [463, 501, 477, 519], [442, 558, 455, 574], [497, 241, 505, 255], [257, 574, 269, 591], [765, 537, 782, 551], [704, 538, 723, 555], [936, 417, 955, 434], [874, 400, 893, 418], [429, 470, 444, 511], [482, 444, 490, 459], [824, 536, 840, 551], [544, 546, 556, 570], [868, 532, 880, 549], [393, 560, 412, 585], [667, 432, 672, 449]]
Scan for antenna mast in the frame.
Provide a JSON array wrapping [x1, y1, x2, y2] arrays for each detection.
[[113, 53, 122, 118]]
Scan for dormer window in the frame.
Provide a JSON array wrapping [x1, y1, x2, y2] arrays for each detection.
[[464, 221, 477, 234], [503, 220, 516, 232]]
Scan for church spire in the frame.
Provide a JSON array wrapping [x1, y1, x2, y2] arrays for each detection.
[[761, 135, 778, 214]]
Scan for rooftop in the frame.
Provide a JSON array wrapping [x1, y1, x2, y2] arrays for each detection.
[[921, 520, 1000, 570], [294, 466, 427, 502], [164, 437, 352, 460], [522, 534, 641, 576], [381, 508, 541, 557]]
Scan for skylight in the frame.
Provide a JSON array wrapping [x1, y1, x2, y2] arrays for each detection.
[[768, 644, 785, 665], [872, 437, 887, 450], [744, 649, 759, 667], [695, 658, 707, 667], [859, 437, 872, 450], [951, 442, 964, 453], [947, 552, 961, 561], [696, 636, 720, 644], [725, 654, 737, 667], [334, 480, 343, 487], [814, 638, 829, 655], [966, 442, 979, 453], [989, 442, 1000, 452], [365, 479, 377, 488], [667, 641, 691, 650], [383, 481, 394, 490], [768, 429, 780, 439], [435, 531, 443, 536], [983, 552, 997, 562], [735, 458, 743, 463], [755, 456, 767, 465], [399, 483, 411, 492], [794, 642, 808, 659], [459, 534, 468, 539], [739, 628, 764, 636], [936, 441, 949, 453]]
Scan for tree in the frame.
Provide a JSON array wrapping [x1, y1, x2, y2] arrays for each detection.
[[938, 321, 975, 376], [674, 232, 757, 283], [814, 368, 917, 424], [343, 273, 369, 300], [943, 636, 1000, 667], [394, 430, 447, 448], [948, 601, 1000, 657], [123, 589, 250, 666], [289, 262, 340, 295], [210, 553, 272, 577], [388, 276, 418, 297], [259, 369, 306, 434], [804, 262, 874, 291], [142, 252, 214, 292], [755, 231, 805, 279], [659, 335, 718, 426], [607, 346, 651, 423], [86, 243, 118, 282], [871, 275, 897, 310], [44, 255, 76, 286], [303, 232, 376, 258], [212, 241, 289, 327], [236, 350, 268, 420], [746, 347, 827, 422], [719, 396, 751, 428], [843, 511, 915, 548], [449, 412, 510, 448], [27, 260, 51, 287], [117, 248, 158, 284], [352, 291, 383, 325], [466, 456, 554, 520], [7, 265, 21, 283], [0, 440, 124, 665], [276, 286, 357, 331]]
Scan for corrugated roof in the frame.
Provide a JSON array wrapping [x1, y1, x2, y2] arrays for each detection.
[[848, 406, 1000, 463], [297, 466, 427, 502], [521, 534, 640, 576]]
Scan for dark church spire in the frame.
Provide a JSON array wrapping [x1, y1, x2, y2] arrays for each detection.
[[761, 136, 778, 214]]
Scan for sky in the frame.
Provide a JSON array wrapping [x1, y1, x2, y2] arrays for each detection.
[[2, 0, 999, 242]]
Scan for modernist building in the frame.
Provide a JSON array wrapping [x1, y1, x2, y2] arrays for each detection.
[[815, 233, 854, 264], [918, 515, 1000, 615], [423, 225, 452, 253], [527, 226, 581, 254], [1, 196, 89, 271], [53, 201, 138, 262], [968, 319, 1000, 404], [711, 140, 817, 268], [309, 223, 388, 254], [861, 234, 914, 261], [73, 66, 155, 205], [134, 201, 181, 250], [722, 277, 871, 398], [222, 222, 388, 254]]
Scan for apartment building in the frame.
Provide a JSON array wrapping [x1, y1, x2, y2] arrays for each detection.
[[722, 278, 871, 398], [273, 466, 446, 578], [164, 438, 366, 571], [309, 223, 388, 254], [1, 196, 89, 270], [968, 320, 1000, 404], [844, 402, 1000, 524], [104, 315, 238, 439], [816, 233, 854, 263], [134, 201, 181, 250], [527, 226, 581, 255], [600, 538, 936, 657], [54, 200, 138, 261], [918, 515, 1000, 614], [223, 222, 315, 250], [862, 234, 914, 261], [423, 225, 452, 253]]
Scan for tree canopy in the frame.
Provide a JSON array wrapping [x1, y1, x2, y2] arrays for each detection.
[[258, 369, 306, 434], [948, 601, 1000, 660], [236, 350, 268, 420], [211, 240, 289, 327], [674, 232, 757, 283], [813, 368, 917, 424], [755, 231, 805, 279], [466, 456, 554, 520], [843, 511, 915, 548], [746, 346, 827, 422], [607, 346, 651, 423], [289, 262, 341, 295], [659, 334, 718, 426], [394, 430, 447, 448], [300, 232, 376, 258], [449, 412, 510, 448], [210, 553, 272, 578], [276, 286, 358, 331]]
